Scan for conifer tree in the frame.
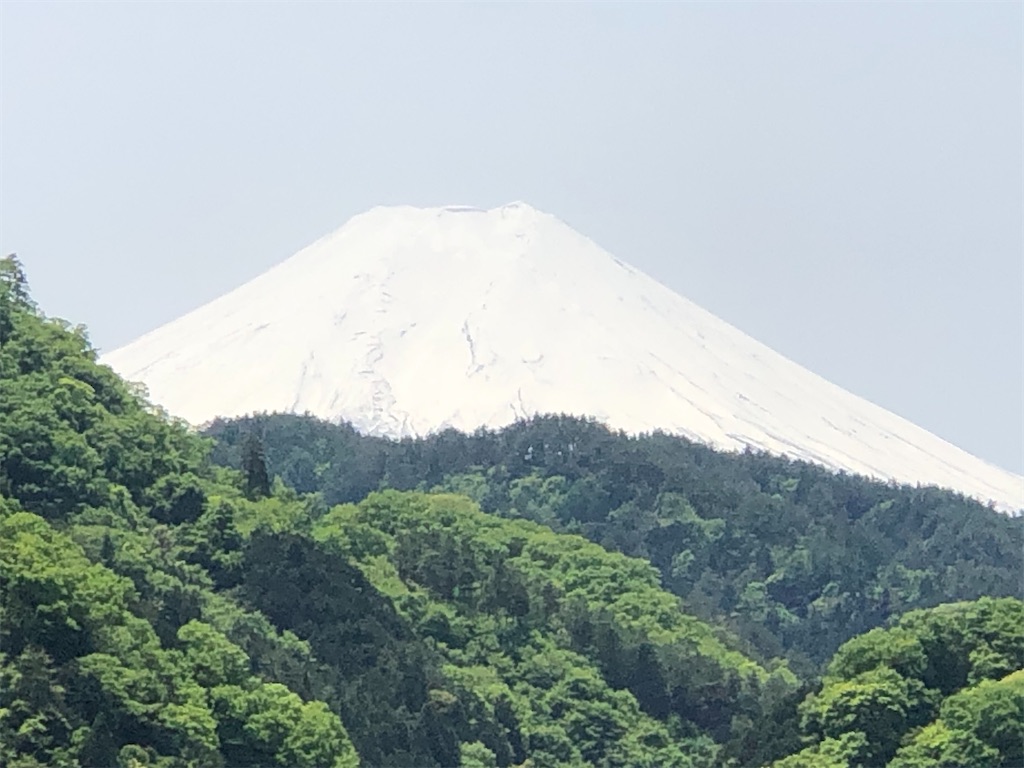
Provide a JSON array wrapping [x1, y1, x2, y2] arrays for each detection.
[[242, 431, 271, 500]]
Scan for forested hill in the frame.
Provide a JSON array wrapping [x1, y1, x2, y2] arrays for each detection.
[[206, 412, 1023, 675], [3, 254, 1021, 768], [767, 596, 1023, 768]]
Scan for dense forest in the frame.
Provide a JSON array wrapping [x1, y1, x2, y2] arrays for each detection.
[[206, 412, 1023, 676], [2, 254, 1022, 768]]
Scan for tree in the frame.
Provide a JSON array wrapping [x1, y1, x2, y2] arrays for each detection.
[[0, 253, 33, 307], [799, 668, 929, 765], [204, 411, 1024, 676], [242, 431, 271, 500]]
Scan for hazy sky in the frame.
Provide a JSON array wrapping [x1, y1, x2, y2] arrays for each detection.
[[2, 2, 1021, 474]]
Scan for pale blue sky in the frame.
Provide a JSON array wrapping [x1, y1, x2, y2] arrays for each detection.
[[2, 2, 1021, 473]]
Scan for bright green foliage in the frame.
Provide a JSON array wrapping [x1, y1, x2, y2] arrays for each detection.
[[939, 670, 1024, 763], [207, 412, 1024, 677], [887, 670, 1024, 768], [211, 683, 358, 768], [234, 528, 451, 766], [827, 597, 1024, 695], [0, 510, 218, 766], [4, 258, 1021, 768], [459, 740, 499, 767], [0, 507, 359, 768], [887, 720, 1000, 768], [0, 265, 359, 766], [0, 265, 205, 524], [310, 490, 791, 765], [798, 668, 936, 765], [177, 620, 251, 688], [3, 260, 761, 767], [774, 598, 1024, 768], [769, 731, 868, 768]]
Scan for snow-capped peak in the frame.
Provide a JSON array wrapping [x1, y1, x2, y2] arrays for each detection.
[[101, 203, 1024, 513]]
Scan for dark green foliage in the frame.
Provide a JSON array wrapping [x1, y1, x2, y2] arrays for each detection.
[[1, 268, 746, 766], [4, 261, 1021, 768], [772, 598, 1024, 768], [1, 511, 220, 766], [242, 431, 271, 500], [311, 490, 788, 765], [206, 412, 1024, 676], [148, 471, 207, 525], [1, 269, 358, 767], [238, 530, 449, 766]]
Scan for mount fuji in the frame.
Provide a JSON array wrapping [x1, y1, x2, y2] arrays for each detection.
[[101, 202, 1023, 512]]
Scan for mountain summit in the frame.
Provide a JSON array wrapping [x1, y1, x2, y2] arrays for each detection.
[[102, 202, 1023, 512]]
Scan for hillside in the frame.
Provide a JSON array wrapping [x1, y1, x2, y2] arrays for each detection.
[[207, 412, 1023, 675], [100, 203, 1024, 511], [2, 255, 1020, 768], [0, 256, 772, 767], [768, 597, 1023, 768]]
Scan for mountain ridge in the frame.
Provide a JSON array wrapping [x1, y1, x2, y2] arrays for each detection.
[[101, 202, 1024, 512]]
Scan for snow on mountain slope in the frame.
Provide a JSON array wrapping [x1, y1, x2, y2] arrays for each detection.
[[101, 202, 1024, 512]]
